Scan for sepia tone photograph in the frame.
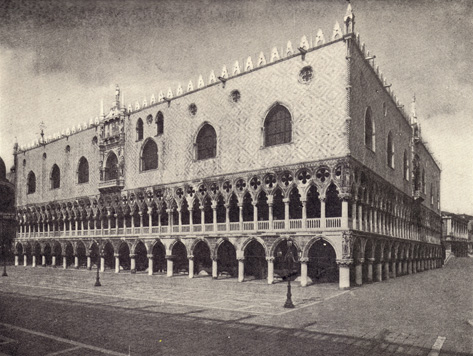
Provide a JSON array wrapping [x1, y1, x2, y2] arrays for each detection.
[[0, 0, 472, 355]]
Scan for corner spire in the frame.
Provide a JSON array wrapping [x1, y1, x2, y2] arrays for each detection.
[[344, 2, 355, 34]]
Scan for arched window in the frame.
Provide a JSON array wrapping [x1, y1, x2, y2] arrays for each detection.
[[27, 171, 36, 194], [105, 153, 118, 181], [422, 169, 426, 194], [141, 139, 158, 171], [364, 107, 375, 151], [50, 164, 60, 189], [196, 124, 217, 160], [78, 157, 89, 184], [387, 131, 394, 168], [403, 151, 409, 181], [156, 111, 164, 135], [136, 118, 144, 141], [264, 104, 292, 147]]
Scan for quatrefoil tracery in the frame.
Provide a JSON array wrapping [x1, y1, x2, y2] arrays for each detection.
[[316, 168, 330, 183], [297, 170, 311, 184], [250, 177, 261, 190], [281, 172, 293, 187], [236, 179, 246, 191]]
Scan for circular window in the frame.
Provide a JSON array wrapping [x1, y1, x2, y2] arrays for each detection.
[[43, 153, 47, 160], [146, 114, 153, 124], [189, 103, 197, 116], [230, 90, 241, 103], [299, 66, 313, 84], [65, 145, 71, 153]]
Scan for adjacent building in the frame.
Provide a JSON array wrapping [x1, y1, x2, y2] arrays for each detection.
[[441, 212, 472, 258], [13, 6, 443, 289]]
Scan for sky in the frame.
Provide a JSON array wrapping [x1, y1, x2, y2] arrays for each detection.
[[0, 0, 472, 215]]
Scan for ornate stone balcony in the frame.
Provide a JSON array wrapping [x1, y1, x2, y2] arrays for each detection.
[[98, 178, 125, 193]]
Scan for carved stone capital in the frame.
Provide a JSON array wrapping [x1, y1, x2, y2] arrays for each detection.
[[265, 257, 275, 262], [237, 257, 245, 262], [336, 259, 353, 267], [147, 254, 153, 259], [129, 254, 136, 259], [299, 257, 309, 263], [187, 255, 194, 260]]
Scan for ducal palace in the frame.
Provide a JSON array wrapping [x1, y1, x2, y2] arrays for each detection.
[[12, 6, 443, 289]]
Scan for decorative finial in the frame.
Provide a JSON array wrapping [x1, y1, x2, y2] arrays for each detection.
[[115, 85, 120, 108], [39, 121, 46, 143], [411, 94, 417, 120], [344, 2, 355, 34]]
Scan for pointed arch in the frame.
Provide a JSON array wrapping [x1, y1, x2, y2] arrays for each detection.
[[78, 156, 89, 184], [140, 138, 158, 171], [387, 131, 394, 168], [105, 152, 118, 181], [156, 111, 164, 135], [50, 164, 60, 189], [196, 123, 217, 160], [364, 106, 375, 151], [27, 171, 36, 194], [264, 103, 292, 147], [136, 118, 144, 141]]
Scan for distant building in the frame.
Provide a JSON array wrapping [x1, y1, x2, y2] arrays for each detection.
[[0, 156, 16, 262], [441, 212, 472, 257], [12, 5, 443, 289]]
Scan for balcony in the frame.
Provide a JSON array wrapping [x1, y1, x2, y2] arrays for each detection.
[[18, 217, 344, 239], [98, 178, 125, 193]]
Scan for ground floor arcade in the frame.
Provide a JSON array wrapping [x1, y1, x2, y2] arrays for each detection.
[[14, 232, 442, 289]]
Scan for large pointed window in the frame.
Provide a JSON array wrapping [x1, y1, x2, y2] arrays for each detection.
[[403, 150, 409, 181], [196, 124, 217, 160], [136, 118, 144, 141], [27, 171, 36, 194], [264, 104, 292, 147], [105, 153, 118, 181], [78, 157, 89, 184], [387, 131, 394, 168], [141, 139, 158, 171], [50, 164, 60, 189], [156, 111, 164, 135], [364, 106, 375, 151]]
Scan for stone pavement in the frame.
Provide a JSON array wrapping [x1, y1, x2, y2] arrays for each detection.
[[0, 257, 472, 355]]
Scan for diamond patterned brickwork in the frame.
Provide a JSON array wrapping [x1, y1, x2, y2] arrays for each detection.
[[125, 41, 348, 190], [16, 127, 101, 206], [349, 43, 440, 214]]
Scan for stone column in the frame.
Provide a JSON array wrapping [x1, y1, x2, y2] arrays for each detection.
[[266, 257, 274, 285], [366, 258, 374, 283], [42, 255, 46, 266], [384, 260, 390, 280], [300, 258, 309, 287], [238, 257, 244, 282], [337, 260, 352, 289], [74, 256, 79, 269], [403, 260, 408, 274], [51, 255, 56, 267], [341, 199, 349, 229], [253, 202, 258, 230], [166, 256, 173, 277], [148, 208, 153, 229], [224, 204, 230, 231], [147, 254, 153, 275], [14, 255, 19, 266], [23, 254, 28, 267], [407, 259, 412, 274], [212, 257, 218, 279], [177, 209, 182, 232], [130, 254, 136, 273], [268, 199, 274, 229], [358, 204, 363, 231], [375, 260, 383, 282], [32, 255, 36, 267], [115, 254, 120, 273], [355, 258, 364, 286], [352, 201, 357, 230], [62, 256, 67, 269], [397, 260, 402, 275], [100, 255, 105, 272], [87, 256, 91, 270], [283, 198, 290, 230], [391, 259, 397, 278], [188, 256, 194, 278], [189, 208, 194, 232], [238, 204, 243, 231], [301, 200, 307, 229], [212, 202, 217, 232], [200, 207, 205, 231], [320, 199, 326, 229]]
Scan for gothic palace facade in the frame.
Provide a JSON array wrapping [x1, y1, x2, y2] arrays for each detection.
[[13, 6, 443, 289]]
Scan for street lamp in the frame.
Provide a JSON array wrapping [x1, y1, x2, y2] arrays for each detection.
[[283, 240, 295, 308]]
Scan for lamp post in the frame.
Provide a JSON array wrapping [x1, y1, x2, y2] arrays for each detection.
[[283, 240, 295, 308]]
